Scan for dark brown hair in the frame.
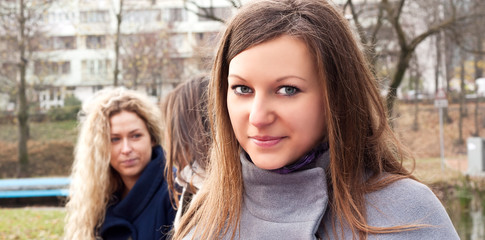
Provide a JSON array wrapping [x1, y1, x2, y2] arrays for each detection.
[[161, 76, 211, 207]]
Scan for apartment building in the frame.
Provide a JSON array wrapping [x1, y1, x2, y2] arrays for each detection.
[[5, 0, 233, 111]]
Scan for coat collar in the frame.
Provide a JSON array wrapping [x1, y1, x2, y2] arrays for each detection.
[[238, 150, 330, 239]]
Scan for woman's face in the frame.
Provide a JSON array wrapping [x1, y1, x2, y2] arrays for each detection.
[[227, 35, 326, 170], [110, 110, 154, 185]]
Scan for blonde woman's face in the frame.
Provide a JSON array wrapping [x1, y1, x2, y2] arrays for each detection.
[[227, 35, 326, 170], [110, 111, 154, 187]]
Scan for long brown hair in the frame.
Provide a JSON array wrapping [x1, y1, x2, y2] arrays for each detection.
[[174, 0, 415, 239], [160, 76, 211, 208]]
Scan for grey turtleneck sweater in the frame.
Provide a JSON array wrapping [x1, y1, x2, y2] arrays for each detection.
[[184, 151, 459, 239]]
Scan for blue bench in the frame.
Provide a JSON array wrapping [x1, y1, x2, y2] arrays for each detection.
[[0, 177, 70, 198]]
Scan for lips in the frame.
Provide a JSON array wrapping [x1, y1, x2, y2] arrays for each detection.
[[120, 158, 138, 167], [250, 136, 285, 148]]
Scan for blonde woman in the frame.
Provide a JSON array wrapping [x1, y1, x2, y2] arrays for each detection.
[[64, 88, 175, 240], [173, 0, 459, 239]]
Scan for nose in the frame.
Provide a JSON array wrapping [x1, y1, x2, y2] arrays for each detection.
[[249, 94, 275, 128], [121, 139, 132, 155]]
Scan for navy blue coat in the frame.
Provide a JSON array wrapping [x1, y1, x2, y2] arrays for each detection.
[[100, 145, 176, 240]]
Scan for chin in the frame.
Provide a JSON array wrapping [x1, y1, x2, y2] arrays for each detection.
[[252, 160, 284, 171]]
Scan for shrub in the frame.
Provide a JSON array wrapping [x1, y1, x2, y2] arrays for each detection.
[[47, 96, 81, 121]]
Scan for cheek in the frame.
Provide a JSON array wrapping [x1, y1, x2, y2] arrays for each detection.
[[227, 99, 239, 126], [293, 101, 325, 136], [227, 103, 246, 142], [109, 145, 117, 162]]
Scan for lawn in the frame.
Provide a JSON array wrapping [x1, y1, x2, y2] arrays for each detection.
[[407, 157, 464, 185], [0, 157, 468, 240], [0, 207, 65, 240], [0, 120, 78, 143]]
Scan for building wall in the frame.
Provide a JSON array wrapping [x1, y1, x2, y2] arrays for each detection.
[[16, 0, 232, 111]]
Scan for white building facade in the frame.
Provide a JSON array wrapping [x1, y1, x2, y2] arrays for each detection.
[[15, 0, 233, 110]]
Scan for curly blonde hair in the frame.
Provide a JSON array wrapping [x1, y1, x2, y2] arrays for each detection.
[[64, 88, 163, 240]]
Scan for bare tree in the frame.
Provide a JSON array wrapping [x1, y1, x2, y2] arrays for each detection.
[[344, 0, 483, 117], [444, 0, 485, 139], [457, 51, 466, 145], [0, 0, 51, 176], [113, 0, 124, 87], [408, 54, 422, 131], [183, 0, 240, 23], [120, 31, 176, 93], [343, 0, 385, 69]]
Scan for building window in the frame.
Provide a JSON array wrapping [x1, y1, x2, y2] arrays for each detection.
[[92, 85, 103, 93], [124, 9, 161, 23], [195, 32, 219, 46], [169, 33, 185, 50], [80, 10, 109, 23], [1, 63, 16, 80], [82, 59, 111, 76], [198, 7, 232, 22], [43, 11, 75, 24], [61, 62, 71, 74], [0, 37, 17, 52], [34, 61, 71, 75], [86, 35, 106, 49], [41, 36, 76, 50], [163, 8, 187, 22], [54, 37, 76, 50]]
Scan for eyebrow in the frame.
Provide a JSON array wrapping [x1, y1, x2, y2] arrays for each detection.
[[228, 74, 307, 82], [110, 129, 142, 135]]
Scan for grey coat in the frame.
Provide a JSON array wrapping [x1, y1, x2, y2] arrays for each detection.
[[185, 150, 459, 239]]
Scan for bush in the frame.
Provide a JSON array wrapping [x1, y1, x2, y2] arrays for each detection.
[[47, 96, 81, 121], [47, 106, 79, 121], [64, 95, 82, 107]]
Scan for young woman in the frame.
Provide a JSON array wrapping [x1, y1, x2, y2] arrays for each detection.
[[173, 0, 459, 239], [160, 76, 211, 228], [64, 88, 176, 240]]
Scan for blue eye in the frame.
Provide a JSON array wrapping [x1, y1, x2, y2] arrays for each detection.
[[110, 137, 120, 143], [277, 86, 299, 96], [232, 85, 253, 95], [132, 134, 142, 139]]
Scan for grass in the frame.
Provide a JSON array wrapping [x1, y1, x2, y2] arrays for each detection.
[[0, 207, 65, 239], [0, 158, 461, 240], [407, 157, 464, 185], [0, 120, 78, 144]]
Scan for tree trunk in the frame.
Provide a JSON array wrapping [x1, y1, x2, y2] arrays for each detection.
[[412, 72, 419, 131], [444, 35, 454, 124], [17, 0, 29, 177], [473, 54, 480, 136], [412, 56, 420, 131], [134, 69, 139, 90], [435, 34, 441, 94], [457, 54, 466, 145], [113, 0, 124, 87], [472, 25, 482, 136], [386, 49, 412, 117]]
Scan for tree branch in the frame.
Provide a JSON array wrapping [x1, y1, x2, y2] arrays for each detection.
[[183, 0, 227, 23], [382, 0, 408, 51], [347, 0, 368, 45]]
